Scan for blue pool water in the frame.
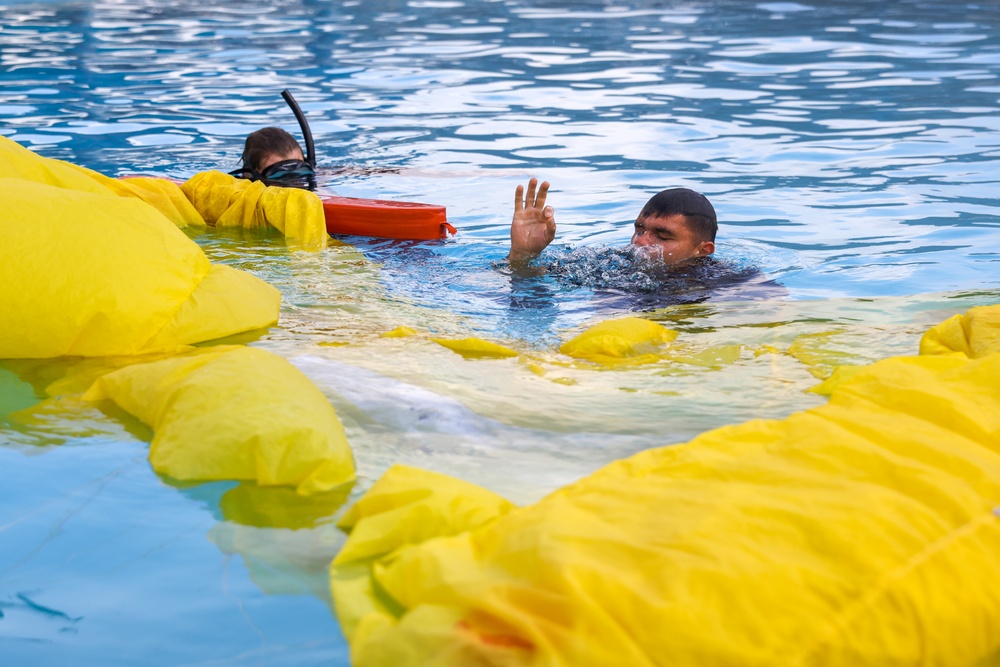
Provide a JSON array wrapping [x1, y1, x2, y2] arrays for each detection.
[[2, 0, 999, 664]]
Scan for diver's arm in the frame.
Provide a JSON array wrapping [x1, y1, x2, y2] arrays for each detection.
[[508, 178, 556, 267]]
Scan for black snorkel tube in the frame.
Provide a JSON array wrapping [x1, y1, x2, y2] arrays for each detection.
[[281, 89, 316, 170], [230, 90, 318, 190]]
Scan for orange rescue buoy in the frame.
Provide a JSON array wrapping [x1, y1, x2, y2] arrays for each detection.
[[322, 196, 456, 240]]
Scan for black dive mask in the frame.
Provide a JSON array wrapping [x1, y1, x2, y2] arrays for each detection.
[[230, 158, 316, 191]]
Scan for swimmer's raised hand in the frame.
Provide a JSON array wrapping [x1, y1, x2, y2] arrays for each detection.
[[508, 177, 555, 265]]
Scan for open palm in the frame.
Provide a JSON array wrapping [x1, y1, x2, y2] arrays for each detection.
[[509, 178, 555, 263]]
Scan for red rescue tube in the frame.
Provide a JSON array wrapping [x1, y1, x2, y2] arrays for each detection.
[[322, 196, 456, 240], [121, 175, 456, 241]]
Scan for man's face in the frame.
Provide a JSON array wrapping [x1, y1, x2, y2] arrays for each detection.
[[630, 213, 715, 265]]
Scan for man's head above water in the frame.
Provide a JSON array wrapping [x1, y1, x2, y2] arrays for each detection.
[[241, 127, 304, 173], [230, 126, 315, 189], [507, 178, 717, 267], [630, 187, 716, 262]]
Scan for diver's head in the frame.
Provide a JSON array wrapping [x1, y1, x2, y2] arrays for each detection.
[[231, 126, 315, 190], [630, 188, 717, 265], [243, 127, 303, 172]]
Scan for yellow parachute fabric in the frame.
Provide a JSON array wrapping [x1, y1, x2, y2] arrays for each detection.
[[432, 338, 520, 359], [104, 176, 207, 229], [559, 316, 678, 366], [0, 177, 279, 358], [84, 345, 355, 495], [332, 305, 1000, 667], [0, 134, 119, 196], [0, 135, 204, 228], [381, 326, 419, 338], [920, 305, 1000, 359], [180, 170, 328, 251], [331, 464, 516, 639], [334, 464, 515, 565]]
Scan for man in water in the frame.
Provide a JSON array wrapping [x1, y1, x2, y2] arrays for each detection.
[[230, 126, 316, 189], [504, 178, 782, 311], [508, 177, 717, 268]]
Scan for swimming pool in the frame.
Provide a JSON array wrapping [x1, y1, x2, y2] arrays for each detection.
[[1, 0, 999, 664]]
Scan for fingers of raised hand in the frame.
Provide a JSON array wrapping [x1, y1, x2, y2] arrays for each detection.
[[525, 177, 538, 207], [514, 183, 525, 211], [535, 181, 550, 210]]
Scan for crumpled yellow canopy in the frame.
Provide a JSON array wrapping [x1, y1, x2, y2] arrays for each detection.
[[331, 305, 1000, 667], [0, 134, 121, 196], [0, 135, 205, 228], [84, 345, 355, 495], [181, 170, 328, 251], [0, 177, 279, 358], [331, 464, 517, 638], [920, 305, 1000, 359], [0, 134, 327, 249]]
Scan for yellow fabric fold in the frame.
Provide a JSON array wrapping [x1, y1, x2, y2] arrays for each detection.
[[180, 170, 328, 251], [0, 139, 279, 358], [0, 178, 206, 358], [83, 345, 356, 495], [0, 135, 204, 228], [432, 338, 520, 359], [331, 305, 1000, 667], [104, 176, 207, 228], [331, 464, 515, 640], [920, 305, 1000, 359], [559, 317, 678, 366], [0, 134, 117, 195]]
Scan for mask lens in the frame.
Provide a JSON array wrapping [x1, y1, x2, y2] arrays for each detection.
[[259, 159, 316, 191], [262, 159, 314, 180]]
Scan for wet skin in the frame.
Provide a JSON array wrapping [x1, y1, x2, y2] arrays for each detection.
[[508, 177, 715, 267], [631, 213, 715, 265]]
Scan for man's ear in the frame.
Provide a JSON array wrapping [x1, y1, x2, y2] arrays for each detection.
[[696, 240, 715, 256]]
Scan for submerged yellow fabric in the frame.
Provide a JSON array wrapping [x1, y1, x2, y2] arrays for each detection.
[[332, 305, 1000, 666], [559, 316, 678, 366], [181, 170, 328, 251], [432, 338, 520, 359], [84, 346, 356, 495]]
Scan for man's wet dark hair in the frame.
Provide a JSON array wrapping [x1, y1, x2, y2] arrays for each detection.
[[638, 188, 718, 243], [241, 127, 303, 173]]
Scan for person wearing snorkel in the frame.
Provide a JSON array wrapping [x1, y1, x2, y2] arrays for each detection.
[[226, 90, 318, 191], [507, 177, 717, 268], [230, 126, 317, 190], [178, 90, 328, 249]]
